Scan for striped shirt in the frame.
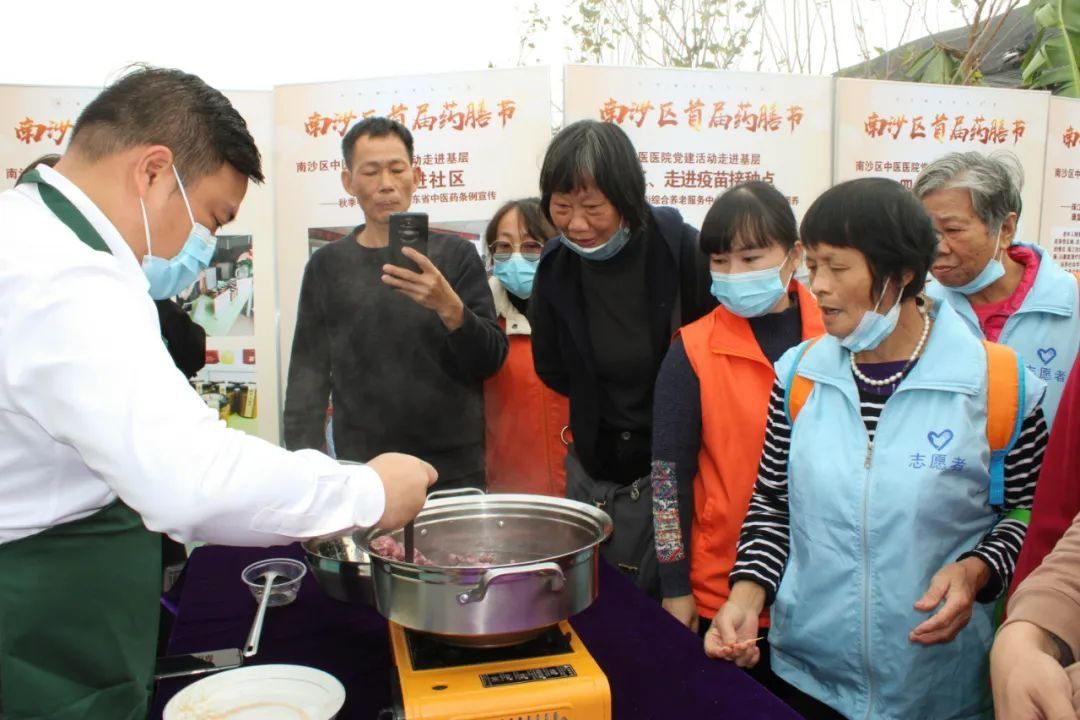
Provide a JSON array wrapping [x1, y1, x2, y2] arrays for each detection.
[[730, 376, 1049, 603]]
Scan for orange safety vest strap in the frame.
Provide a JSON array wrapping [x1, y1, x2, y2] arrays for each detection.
[[784, 337, 822, 424]]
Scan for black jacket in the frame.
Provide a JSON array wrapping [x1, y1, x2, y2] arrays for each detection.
[[156, 299, 206, 379], [529, 206, 715, 479], [283, 228, 508, 482]]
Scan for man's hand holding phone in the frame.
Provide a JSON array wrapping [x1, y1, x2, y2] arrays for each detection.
[[382, 213, 465, 331]]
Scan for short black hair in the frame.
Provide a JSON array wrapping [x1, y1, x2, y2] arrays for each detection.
[[485, 198, 557, 249], [69, 65, 263, 184], [800, 177, 937, 301], [700, 181, 797, 256], [341, 116, 414, 170], [539, 120, 648, 234]]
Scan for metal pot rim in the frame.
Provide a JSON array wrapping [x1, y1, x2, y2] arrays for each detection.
[[361, 493, 612, 573]]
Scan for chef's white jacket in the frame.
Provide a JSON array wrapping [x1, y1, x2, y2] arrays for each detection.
[[0, 165, 385, 545]]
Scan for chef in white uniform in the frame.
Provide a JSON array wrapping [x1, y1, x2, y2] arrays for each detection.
[[0, 66, 436, 720]]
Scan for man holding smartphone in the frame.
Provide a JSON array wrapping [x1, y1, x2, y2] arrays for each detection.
[[284, 117, 507, 491]]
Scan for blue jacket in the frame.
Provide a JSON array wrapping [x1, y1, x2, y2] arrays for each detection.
[[771, 301, 1044, 720], [529, 206, 714, 479], [926, 242, 1079, 426]]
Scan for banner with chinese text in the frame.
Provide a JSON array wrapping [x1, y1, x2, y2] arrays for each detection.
[[562, 64, 835, 228], [273, 67, 552, 383], [0, 84, 279, 443], [834, 78, 1050, 245], [1040, 96, 1080, 271], [0, 83, 93, 188]]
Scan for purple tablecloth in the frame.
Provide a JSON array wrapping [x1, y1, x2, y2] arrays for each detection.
[[150, 544, 800, 719]]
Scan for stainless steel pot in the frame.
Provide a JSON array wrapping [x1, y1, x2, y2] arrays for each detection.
[[302, 462, 376, 606], [362, 493, 612, 647], [302, 531, 375, 606]]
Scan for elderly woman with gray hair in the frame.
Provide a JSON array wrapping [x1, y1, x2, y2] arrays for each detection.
[[915, 151, 1080, 428], [916, 152, 1080, 605]]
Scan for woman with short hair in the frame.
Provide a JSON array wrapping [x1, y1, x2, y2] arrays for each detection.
[[711, 178, 1048, 720], [529, 120, 714, 595]]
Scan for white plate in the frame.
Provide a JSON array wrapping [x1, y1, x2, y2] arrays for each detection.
[[163, 664, 346, 720]]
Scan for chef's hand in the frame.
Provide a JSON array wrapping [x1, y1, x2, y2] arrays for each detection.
[[910, 557, 989, 645], [662, 594, 700, 633], [382, 248, 465, 332], [367, 453, 437, 530], [991, 621, 1075, 720], [705, 581, 764, 667]]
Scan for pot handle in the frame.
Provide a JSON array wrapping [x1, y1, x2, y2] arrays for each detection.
[[457, 562, 566, 605], [426, 487, 486, 501]]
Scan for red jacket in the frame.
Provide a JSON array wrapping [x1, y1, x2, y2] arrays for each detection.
[[484, 278, 569, 496], [1011, 357, 1080, 595], [680, 282, 824, 618]]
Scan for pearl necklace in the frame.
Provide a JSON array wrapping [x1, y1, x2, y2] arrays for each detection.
[[850, 303, 931, 387]]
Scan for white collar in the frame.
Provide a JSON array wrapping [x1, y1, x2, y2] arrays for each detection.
[[489, 275, 531, 336], [24, 165, 146, 286]]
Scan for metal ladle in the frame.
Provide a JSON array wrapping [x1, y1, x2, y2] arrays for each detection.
[[243, 570, 279, 658]]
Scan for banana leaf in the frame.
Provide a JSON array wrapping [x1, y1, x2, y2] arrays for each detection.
[[1022, 0, 1080, 97]]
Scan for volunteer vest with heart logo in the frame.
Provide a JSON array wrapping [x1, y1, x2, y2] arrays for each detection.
[[768, 300, 1045, 720], [927, 242, 1080, 427]]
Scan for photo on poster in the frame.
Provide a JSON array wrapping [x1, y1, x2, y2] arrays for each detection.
[[179, 235, 255, 337], [192, 378, 260, 435], [307, 221, 486, 260], [191, 346, 259, 436]]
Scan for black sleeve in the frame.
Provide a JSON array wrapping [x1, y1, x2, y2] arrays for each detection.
[[959, 403, 1049, 602], [528, 262, 571, 397], [729, 379, 792, 604], [679, 223, 717, 327], [283, 257, 331, 451], [442, 244, 508, 380], [156, 300, 206, 379], [651, 336, 702, 598]]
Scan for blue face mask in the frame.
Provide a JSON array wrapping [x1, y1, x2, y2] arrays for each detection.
[[710, 255, 795, 318], [949, 235, 1006, 295], [560, 226, 631, 262], [140, 166, 218, 300], [840, 279, 904, 353], [494, 253, 538, 299]]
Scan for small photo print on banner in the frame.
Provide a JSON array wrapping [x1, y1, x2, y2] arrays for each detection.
[[193, 338, 259, 435], [181, 235, 255, 337]]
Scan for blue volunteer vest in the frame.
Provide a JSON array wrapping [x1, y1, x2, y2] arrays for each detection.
[[769, 301, 1044, 720], [926, 242, 1079, 426]]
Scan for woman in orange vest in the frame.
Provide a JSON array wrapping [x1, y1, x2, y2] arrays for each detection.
[[650, 181, 823, 685], [483, 199, 569, 495]]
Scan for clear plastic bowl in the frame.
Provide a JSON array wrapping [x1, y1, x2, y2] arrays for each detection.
[[241, 558, 308, 607]]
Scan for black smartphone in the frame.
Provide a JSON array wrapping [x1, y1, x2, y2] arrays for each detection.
[[388, 212, 429, 273], [154, 648, 243, 680]]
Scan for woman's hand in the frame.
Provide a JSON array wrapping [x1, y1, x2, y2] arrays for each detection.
[[910, 557, 989, 645], [991, 621, 1075, 720], [704, 582, 765, 667], [662, 594, 699, 633]]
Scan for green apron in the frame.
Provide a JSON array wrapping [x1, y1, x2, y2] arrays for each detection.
[[0, 170, 162, 719]]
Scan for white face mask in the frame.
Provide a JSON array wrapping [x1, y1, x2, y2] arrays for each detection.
[[140, 165, 217, 299], [949, 231, 1006, 295], [839, 279, 905, 353]]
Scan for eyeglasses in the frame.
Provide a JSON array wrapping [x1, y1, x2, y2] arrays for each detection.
[[491, 240, 544, 262]]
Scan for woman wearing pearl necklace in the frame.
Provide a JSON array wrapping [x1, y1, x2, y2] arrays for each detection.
[[708, 178, 1050, 720]]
